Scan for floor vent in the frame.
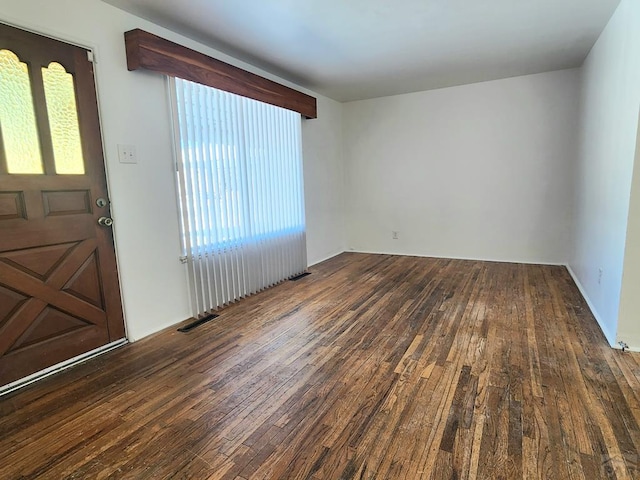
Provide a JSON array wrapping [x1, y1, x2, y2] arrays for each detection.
[[289, 272, 311, 281], [178, 314, 219, 333]]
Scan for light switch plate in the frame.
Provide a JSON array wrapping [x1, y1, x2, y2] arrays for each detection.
[[118, 144, 137, 164]]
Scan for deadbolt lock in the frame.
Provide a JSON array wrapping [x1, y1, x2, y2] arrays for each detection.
[[96, 198, 108, 208]]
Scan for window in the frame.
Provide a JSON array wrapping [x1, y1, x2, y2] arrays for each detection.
[[0, 49, 43, 173], [171, 78, 307, 316], [0, 50, 85, 175]]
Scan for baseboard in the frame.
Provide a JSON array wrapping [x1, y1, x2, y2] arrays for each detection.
[[346, 248, 566, 267], [611, 343, 640, 353], [308, 250, 346, 267], [0, 339, 129, 397], [565, 265, 617, 347]]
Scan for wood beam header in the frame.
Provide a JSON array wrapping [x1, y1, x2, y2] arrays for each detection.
[[124, 29, 317, 119]]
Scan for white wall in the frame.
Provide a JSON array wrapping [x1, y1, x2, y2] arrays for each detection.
[[0, 0, 345, 340], [303, 96, 346, 265], [569, 0, 640, 346], [343, 69, 580, 265]]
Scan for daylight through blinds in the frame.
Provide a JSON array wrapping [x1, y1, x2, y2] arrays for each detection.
[[172, 77, 307, 317]]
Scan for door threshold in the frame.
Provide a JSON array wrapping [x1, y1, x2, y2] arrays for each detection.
[[0, 339, 129, 397]]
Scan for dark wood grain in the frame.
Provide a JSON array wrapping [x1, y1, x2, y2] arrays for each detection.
[[1, 253, 640, 479], [124, 29, 317, 119]]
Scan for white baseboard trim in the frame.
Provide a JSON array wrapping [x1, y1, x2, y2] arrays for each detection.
[[346, 249, 566, 267], [308, 250, 346, 267], [565, 265, 616, 347], [0, 339, 129, 397], [611, 343, 640, 353]]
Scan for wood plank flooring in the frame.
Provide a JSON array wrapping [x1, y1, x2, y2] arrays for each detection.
[[1, 252, 640, 479]]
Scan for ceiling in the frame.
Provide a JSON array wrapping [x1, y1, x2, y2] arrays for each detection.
[[103, 0, 621, 102]]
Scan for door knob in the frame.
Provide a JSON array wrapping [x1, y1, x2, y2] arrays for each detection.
[[98, 216, 113, 227]]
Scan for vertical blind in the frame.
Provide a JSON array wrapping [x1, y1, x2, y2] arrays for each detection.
[[171, 77, 307, 318]]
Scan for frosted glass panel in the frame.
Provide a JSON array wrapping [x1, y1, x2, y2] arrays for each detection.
[[42, 62, 84, 174], [0, 49, 43, 174]]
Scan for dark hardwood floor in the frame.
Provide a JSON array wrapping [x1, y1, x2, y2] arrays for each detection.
[[1, 253, 639, 479]]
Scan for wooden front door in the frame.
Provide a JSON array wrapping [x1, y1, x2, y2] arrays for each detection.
[[0, 24, 125, 386]]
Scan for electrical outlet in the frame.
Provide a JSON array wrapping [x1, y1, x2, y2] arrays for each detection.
[[392, 231, 399, 240], [598, 268, 603, 285], [118, 144, 137, 164]]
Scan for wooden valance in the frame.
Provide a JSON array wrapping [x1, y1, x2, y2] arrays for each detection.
[[124, 29, 317, 119]]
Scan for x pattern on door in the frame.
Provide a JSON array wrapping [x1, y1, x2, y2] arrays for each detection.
[[0, 238, 108, 360]]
